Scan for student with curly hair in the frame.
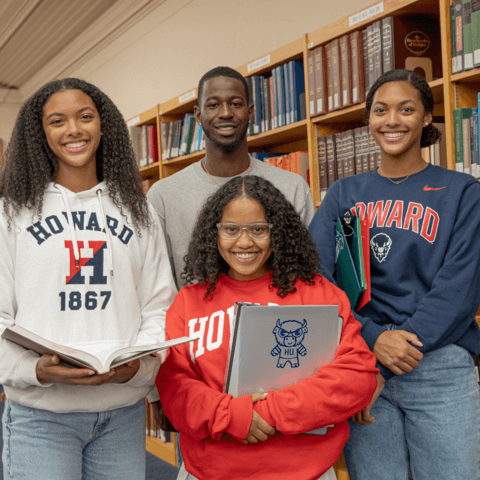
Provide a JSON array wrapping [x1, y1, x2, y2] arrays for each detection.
[[157, 175, 378, 480], [309, 69, 480, 479], [0, 78, 176, 479]]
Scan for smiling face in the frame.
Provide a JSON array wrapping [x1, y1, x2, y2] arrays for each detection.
[[195, 76, 253, 154], [369, 81, 432, 159], [42, 89, 101, 183], [217, 196, 272, 281]]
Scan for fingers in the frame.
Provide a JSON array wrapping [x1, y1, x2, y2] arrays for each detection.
[[251, 393, 266, 403], [399, 331, 424, 348]]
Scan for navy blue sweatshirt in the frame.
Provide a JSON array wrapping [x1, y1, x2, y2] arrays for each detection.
[[309, 165, 480, 380]]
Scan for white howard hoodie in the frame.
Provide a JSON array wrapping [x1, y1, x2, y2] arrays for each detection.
[[0, 182, 176, 413]]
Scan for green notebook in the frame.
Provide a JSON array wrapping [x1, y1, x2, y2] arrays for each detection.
[[334, 216, 366, 309]]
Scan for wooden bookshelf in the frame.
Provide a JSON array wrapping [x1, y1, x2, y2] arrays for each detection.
[[146, 434, 178, 467], [127, 0, 469, 474]]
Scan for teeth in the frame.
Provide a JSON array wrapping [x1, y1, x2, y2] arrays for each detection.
[[383, 132, 406, 138], [64, 141, 87, 148], [234, 253, 257, 259]]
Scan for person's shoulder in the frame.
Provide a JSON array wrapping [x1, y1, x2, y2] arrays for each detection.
[[429, 165, 478, 185], [148, 163, 198, 197]]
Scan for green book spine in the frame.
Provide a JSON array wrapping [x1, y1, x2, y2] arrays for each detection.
[[472, 0, 480, 67], [463, 0, 473, 70], [454, 108, 472, 172], [451, 5, 457, 73]]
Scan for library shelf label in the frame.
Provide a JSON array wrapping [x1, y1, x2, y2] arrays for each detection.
[[127, 116, 141, 127], [308, 42, 314, 49], [349, 1, 384, 27], [248, 54, 271, 73], [179, 90, 196, 103]]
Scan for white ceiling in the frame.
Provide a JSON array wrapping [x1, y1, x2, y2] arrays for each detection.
[[0, 0, 166, 98]]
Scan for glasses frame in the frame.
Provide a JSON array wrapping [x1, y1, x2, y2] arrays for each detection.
[[216, 222, 273, 240]]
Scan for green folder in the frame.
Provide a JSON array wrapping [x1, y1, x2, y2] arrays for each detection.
[[334, 216, 366, 309]]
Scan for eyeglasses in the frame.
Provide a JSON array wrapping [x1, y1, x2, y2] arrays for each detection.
[[216, 222, 273, 240]]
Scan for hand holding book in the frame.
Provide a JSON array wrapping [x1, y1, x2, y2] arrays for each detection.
[[35, 354, 142, 386]]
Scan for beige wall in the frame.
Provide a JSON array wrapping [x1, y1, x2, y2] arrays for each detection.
[[0, 101, 23, 154], [2, 0, 373, 144], [68, 0, 373, 121]]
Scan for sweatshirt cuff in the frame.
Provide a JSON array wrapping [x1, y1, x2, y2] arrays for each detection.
[[17, 351, 51, 388], [127, 356, 160, 388], [376, 362, 394, 381], [360, 318, 388, 351], [226, 395, 253, 441]]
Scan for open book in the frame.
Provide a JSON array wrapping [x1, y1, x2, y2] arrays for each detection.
[[2, 325, 195, 374]]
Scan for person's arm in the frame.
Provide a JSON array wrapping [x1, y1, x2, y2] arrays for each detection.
[[122, 208, 176, 389], [253, 294, 378, 434], [157, 292, 263, 442], [399, 182, 480, 354]]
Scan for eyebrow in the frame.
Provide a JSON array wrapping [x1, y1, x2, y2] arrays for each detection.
[[45, 107, 95, 120], [204, 95, 245, 102], [373, 99, 415, 106]]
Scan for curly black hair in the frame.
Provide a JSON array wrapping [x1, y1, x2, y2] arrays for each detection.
[[182, 175, 323, 298], [0, 78, 151, 231], [365, 69, 441, 148]]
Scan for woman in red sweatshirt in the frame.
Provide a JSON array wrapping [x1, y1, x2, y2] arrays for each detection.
[[157, 175, 378, 480]]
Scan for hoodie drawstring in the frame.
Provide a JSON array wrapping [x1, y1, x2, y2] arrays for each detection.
[[96, 189, 114, 276], [56, 185, 81, 268]]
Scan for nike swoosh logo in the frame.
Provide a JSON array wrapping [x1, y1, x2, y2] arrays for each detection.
[[424, 185, 446, 191]]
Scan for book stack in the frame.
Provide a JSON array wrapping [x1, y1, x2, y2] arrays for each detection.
[[454, 101, 480, 178], [247, 60, 306, 135], [451, 0, 480, 74], [161, 116, 205, 161], [145, 400, 172, 443], [317, 123, 447, 199], [251, 151, 309, 182], [317, 127, 379, 199], [309, 15, 441, 117], [131, 125, 159, 168]]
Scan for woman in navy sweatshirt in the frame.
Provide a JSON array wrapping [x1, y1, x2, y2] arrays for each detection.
[[309, 69, 480, 480]]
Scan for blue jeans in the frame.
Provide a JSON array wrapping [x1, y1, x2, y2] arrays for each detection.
[[344, 344, 480, 480], [2, 399, 146, 480]]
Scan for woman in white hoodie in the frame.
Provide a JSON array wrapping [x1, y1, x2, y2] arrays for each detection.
[[0, 78, 176, 479]]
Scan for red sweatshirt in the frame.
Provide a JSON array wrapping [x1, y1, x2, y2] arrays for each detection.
[[157, 273, 377, 480]]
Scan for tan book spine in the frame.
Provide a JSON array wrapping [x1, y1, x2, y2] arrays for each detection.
[[331, 39, 342, 111], [317, 134, 328, 198], [353, 127, 363, 174], [340, 35, 352, 108], [326, 134, 337, 186], [307, 49, 316, 117], [314, 46, 327, 115], [335, 132, 344, 179], [361, 126, 370, 172], [325, 42, 334, 112], [350, 31, 365, 105]]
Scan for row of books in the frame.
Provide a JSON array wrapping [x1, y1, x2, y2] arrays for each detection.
[[251, 151, 309, 182], [317, 123, 446, 199], [161, 115, 205, 161], [454, 96, 480, 178], [451, 0, 480, 73], [247, 60, 306, 135], [145, 400, 173, 443], [307, 15, 441, 117], [131, 125, 159, 168]]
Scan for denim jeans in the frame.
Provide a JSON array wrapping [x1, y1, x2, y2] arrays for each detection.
[[344, 344, 480, 480], [2, 398, 146, 480]]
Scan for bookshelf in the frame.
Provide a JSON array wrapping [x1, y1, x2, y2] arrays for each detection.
[[125, 0, 480, 473]]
